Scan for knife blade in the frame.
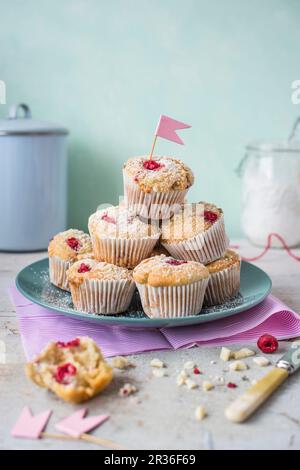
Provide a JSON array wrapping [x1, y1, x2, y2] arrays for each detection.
[[225, 340, 300, 423]]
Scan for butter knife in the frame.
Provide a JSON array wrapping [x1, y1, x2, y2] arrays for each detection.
[[225, 340, 300, 423]]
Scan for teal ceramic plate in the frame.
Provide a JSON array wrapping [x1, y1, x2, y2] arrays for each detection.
[[16, 258, 272, 328]]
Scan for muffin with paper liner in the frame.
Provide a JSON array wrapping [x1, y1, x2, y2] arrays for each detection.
[[123, 156, 194, 220], [88, 205, 160, 268], [161, 202, 229, 265], [67, 259, 135, 314], [48, 229, 93, 291], [133, 254, 209, 318], [204, 250, 241, 306]]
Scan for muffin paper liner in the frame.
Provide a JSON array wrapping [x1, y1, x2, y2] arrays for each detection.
[[123, 171, 188, 220], [91, 233, 160, 268], [135, 278, 209, 318], [49, 256, 71, 291], [162, 215, 229, 265], [204, 262, 241, 307], [70, 278, 136, 314]]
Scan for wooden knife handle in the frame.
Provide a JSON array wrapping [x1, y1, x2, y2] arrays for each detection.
[[225, 367, 289, 423]]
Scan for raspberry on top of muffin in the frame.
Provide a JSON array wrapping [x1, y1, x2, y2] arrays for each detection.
[[67, 259, 133, 286], [133, 254, 209, 287], [206, 250, 240, 274], [88, 205, 160, 239], [123, 156, 194, 193], [48, 229, 92, 261], [161, 202, 223, 243]]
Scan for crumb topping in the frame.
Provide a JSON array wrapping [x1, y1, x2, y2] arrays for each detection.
[[89, 206, 160, 239], [133, 254, 209, 287], [206, 250, 240, 274], [48, 229, 92, 261], [67, 259, 133, 286], [161, 202, 223, 243], [123, 156, 194, 193]]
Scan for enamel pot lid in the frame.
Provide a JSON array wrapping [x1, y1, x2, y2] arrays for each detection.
[[0, 103, 69, 136]]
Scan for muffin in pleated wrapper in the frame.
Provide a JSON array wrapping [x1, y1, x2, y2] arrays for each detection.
[[123, 171, 188, 220], [67, 259, 135, 315], [133, 255, 210, 319], [135, 281, 209, 318], [122, 156, 194, 220], [90, 233, 159, 269], [48, 229, 93, 291], [49, 256, 72, 291], [204, 250, 241, 306], [88, 205, 160, 269], [161, 203, 229, 265]]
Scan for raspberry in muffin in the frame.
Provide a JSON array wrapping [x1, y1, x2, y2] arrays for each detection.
[[25, 336, 113, 404], [67, 258, 135, 314], [48, 229, 93, 291], [88, 205, 160, 268], [133, 255, 209, 318], [123, 156, 194, 219], [161, 202, 229, 264], [204, 250, 241, 306]]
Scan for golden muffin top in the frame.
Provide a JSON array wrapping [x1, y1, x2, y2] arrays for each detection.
[[123, 156, 194, 193], [88, 205, 160, 239], [133, 255, 209, 287], [161, 202, 223, 244], [48, 229, 93, 262], [67, 259, 133, 286]]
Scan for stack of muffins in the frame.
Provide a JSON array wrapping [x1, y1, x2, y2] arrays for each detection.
[[48, 156, 241, 318]]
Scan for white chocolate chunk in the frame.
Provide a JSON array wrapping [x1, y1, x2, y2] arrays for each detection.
[[233, 348, 256, 360], [195, 405, 206, 421], [112, 356, 134, 369], [152, 368, 167, 378], [229, 360, 248, 371], [202, 380, 214, 391], [220, 347, 232, 362], [183, 361, 195, 370], [176, 370, 188, 386], [186, 378, 198, 390], [253, 356, 270, 367], [150, 358, 165, 368], [119, 383, 137, 397]]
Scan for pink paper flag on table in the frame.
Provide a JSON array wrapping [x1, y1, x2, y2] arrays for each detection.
[[55, 408, 109, 438], [155, 114, 191, 145], [11, 407, 52, 439]]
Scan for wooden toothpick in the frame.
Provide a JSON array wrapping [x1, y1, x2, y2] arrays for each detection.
[[42, 432, 127, 450], [149, 134, 157, 160]]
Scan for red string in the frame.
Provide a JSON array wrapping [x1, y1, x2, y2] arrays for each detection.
[[238, 233, 300, 262]]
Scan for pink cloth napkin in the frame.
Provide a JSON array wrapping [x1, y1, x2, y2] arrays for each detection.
[[8, 286, 300, 359]]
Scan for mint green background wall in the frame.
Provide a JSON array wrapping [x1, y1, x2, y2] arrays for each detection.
[[1, 0, 300, 236]]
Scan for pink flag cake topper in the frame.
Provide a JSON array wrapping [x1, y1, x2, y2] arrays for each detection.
[[155, 114, 191, 145], [11, 407, 52, 439], [55, 408, 109, 438]]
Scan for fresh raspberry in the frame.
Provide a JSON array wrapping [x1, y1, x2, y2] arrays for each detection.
[[66, 237, 80, 251], [54, 363, 77, 384], [143, 160, 163, 171], [257, 334, 278, 354], [101, 213, 116, 224], [227, 382, 237, 389], [78, 263, 91, 273], [204, 211, 218, 223], [56, 338, 80, 348], [193, 367, 201, 375], [166, 259, 187, 266]]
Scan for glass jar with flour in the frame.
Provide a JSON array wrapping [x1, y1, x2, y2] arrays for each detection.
[[238, 141, 300, 248]]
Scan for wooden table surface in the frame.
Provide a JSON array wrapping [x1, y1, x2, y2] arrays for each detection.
[[1, 240, 300, 450]]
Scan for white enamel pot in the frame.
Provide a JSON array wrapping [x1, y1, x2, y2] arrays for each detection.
[[0, 103, 69, 251]]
